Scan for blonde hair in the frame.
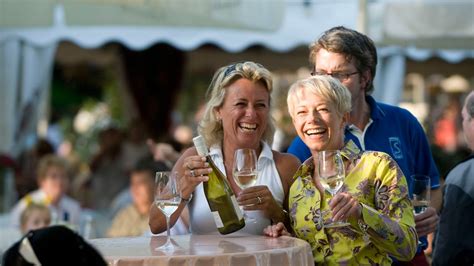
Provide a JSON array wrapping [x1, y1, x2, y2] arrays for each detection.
[[20, 203, 51, 230], [198, 61, 275, 147], [37, 155, 68, 182], [287, 75, 352, 119]]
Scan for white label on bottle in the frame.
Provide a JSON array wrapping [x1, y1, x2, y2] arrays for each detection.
[[212, 211, 224, 228], [230, 195, 243, 220]]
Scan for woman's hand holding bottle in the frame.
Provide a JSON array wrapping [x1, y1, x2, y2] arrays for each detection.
[[180, 155, 211, 199]]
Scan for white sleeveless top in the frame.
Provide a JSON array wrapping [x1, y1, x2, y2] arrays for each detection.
[[188, 141, 284, 235]]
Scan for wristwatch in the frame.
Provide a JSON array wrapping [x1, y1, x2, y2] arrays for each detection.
[[181, 193, 193, 204]]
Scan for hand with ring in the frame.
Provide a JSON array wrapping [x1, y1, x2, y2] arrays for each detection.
[[257, 196, 263, 205], [237, 185, 282, 221], [177, 154, 212, 201]]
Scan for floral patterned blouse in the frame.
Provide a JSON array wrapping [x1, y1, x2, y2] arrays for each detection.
[[289, 140, 417, 265]]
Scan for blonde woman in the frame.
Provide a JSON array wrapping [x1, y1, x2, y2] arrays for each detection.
[[265, 75, 417, 265], [149, 61, 300, 235]]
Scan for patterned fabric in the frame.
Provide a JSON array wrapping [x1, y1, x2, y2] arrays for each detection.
[[289, 140, 417, 265]]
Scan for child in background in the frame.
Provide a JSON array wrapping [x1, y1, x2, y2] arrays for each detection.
[[107, 156, 189, 237], [10, 155, 81, 229], [20, 203, 51, 234]]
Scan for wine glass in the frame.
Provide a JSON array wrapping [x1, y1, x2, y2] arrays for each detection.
[[232, 148, 258, 222], [410, 174, 430, 247], [154, 171, 181, 251], [318, 150, 350, 228], [410, 174, 430, 214]]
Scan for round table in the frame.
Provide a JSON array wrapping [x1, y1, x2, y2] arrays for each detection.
[[90, 234, 313, 266]]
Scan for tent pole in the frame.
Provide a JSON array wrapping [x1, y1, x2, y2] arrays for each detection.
[[357, 0, 368, 34]]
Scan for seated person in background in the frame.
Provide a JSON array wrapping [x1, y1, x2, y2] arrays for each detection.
[[122, 119, 151, 173], [89, 126, 129, 210], [2, 225, 106, 266], [20, 203, 51, 235], [107, 157, 189, 237], [265, 76, 417, 264], [10, 155, 81, 229]]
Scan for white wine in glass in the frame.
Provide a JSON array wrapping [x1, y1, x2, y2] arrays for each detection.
[[233, 148, 258, 189], [318, 150, 349, 228], [232, 148, 258, 223], [155, 171, 181, 251]]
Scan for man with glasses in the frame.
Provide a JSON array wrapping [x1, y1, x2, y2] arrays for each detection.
[[287, 26, 440, 265]]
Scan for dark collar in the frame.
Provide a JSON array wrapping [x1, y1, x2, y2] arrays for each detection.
[[366, 95, 385, 121]]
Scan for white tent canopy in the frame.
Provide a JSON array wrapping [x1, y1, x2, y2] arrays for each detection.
[[0, 1, 358, 52], [0, 1, 360, 155], [371, 0, 474, 50], [0, 0, 473, 155]]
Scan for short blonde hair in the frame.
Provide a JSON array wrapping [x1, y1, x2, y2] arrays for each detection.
[[287, 75, 352, 119], [198, 61, 275, 147], [20, 203, 51, 230], [37, 155, 68, 182]]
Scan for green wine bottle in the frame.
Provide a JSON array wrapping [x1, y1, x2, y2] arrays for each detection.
[[193, 135, 245, 234]]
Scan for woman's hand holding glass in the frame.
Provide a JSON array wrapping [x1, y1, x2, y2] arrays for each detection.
[[328, 191, 362, 222], [410, 174, 436, 239], [318, 150, 351, 228], [232, 148, 284, 223]]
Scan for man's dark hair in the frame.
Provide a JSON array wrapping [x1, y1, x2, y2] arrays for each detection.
[[310, 26, 378, 94]]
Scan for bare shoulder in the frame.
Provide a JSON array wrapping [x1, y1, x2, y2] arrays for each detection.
[[272, 150, 301, 178]]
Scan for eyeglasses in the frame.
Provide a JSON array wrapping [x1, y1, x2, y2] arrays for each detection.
[[224, 63, 237, 77], [311, 70, 359, 81]]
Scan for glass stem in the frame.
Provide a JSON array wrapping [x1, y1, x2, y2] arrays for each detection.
[[165, 215, 171, 246]]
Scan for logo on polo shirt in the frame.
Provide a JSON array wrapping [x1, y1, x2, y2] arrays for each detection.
[[389, 137, 403, 159]]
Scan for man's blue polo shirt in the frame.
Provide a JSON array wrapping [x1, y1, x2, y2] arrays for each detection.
[[287, 95, 440, 194]]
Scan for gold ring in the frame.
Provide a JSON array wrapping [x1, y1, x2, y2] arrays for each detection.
[[257, 196, 262, 204]]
